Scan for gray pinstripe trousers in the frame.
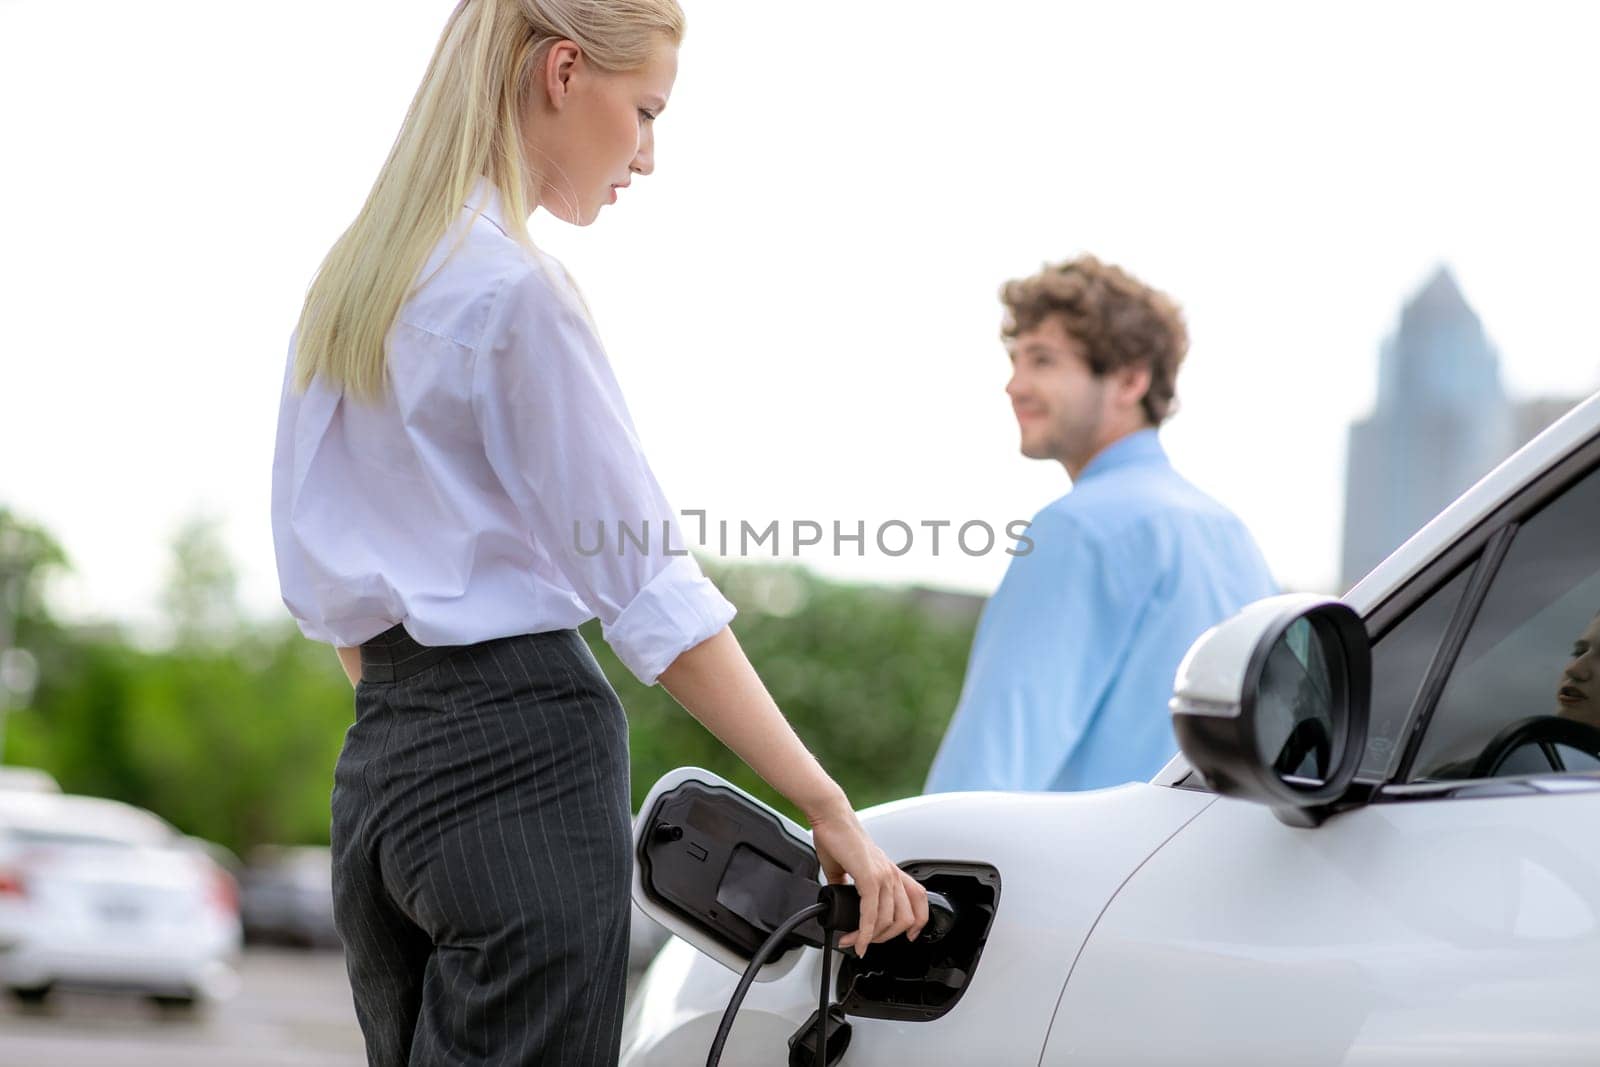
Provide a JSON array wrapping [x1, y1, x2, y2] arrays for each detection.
[[332, 626, 632, 1066]]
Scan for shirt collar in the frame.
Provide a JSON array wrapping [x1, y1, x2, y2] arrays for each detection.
[[1075, 428, 1169, 484], [464, 176, 513, 237]]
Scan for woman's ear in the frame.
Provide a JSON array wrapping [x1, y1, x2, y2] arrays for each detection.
[[542, 39, 582, 110]]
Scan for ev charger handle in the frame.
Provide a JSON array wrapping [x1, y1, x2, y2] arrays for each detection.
[[632, 767, 820, 982], [633, 767, 961, 990]]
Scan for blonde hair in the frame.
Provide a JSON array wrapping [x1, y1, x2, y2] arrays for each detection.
[[292, 0, 685, 401]]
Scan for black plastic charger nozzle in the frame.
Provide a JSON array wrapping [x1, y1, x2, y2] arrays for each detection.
[[816, 884, 957, 944]]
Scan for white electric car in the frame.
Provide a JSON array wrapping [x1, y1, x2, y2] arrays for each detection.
[[626, 390, 1600, 1066]]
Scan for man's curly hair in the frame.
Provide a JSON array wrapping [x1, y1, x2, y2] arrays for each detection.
[[999, 255, 1188, 427]]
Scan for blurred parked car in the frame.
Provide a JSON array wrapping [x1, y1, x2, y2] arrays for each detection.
[[0, 766, 60, 793], [0, 792, 241, 1009], [239, 845, 338, 949]]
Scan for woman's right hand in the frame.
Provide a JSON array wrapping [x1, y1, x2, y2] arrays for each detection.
[[807, 795, 929, 955], [654, 628, 929, 951]]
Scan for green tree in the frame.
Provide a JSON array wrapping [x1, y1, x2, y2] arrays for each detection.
[[0, 507, 72, 763], [11, 512, 354, 855], [588, 562, 977, 823], [0, 508, 68, 636], [161, 514, 241, 649], [11, 505, 977, 855]]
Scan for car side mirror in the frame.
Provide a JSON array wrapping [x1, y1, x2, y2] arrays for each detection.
[[1170, 595, 1371, 827]]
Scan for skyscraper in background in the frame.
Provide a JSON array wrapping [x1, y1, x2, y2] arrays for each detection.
[[1340, 267, 1582, 590]]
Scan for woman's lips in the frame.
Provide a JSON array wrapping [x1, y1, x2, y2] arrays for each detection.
[[1559, 685, 1588, 705]]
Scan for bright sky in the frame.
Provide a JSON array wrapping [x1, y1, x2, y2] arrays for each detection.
[[2, 0, 1598, 634]]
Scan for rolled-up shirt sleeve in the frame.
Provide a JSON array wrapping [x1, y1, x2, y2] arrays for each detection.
[[470, 264, 735, 685]]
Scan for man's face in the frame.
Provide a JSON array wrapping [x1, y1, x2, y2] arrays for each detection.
[[1004, 316, 1108, 470], [1556, 614, 1600, 727]]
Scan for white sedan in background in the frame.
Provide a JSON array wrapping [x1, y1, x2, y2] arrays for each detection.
[[626, 390, 1600, 1065], [0, 791, 241, 1009]]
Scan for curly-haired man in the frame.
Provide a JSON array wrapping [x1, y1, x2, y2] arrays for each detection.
[[925, 256, 1277, 793]]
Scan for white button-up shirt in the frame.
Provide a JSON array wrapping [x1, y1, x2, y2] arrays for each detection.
[[271, 178, 734, 685]]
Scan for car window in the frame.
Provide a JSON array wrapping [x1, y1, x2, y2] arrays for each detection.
[[5, 827, 135, 849], [1410, 464, 1600, 781], [1359, 565, 1473, 780]]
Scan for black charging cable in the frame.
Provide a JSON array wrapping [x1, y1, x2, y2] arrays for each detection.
[[706, 884, 862, 1067], [706, 900, 823, 1066], [813, 884, 859, 1067], [705, 884, 956, 1067]]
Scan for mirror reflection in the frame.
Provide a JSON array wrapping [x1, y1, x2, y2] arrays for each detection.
[[1254, 618, 1340, 786]]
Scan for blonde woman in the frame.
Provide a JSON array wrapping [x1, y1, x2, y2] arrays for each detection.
[[270, 1, 927, 1062]]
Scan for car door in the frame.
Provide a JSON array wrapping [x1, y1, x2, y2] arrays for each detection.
[[1042, 445, 1600, 1065]]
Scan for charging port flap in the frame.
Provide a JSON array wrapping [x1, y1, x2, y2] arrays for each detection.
[[633, 769, 824, 980]]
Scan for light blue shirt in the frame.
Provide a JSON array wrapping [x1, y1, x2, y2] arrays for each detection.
[[925, 430, 1276, 793]]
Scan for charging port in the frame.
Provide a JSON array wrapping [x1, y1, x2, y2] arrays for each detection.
[[636, 775, 1002, 1026], [834, 861, 1000, 1022]]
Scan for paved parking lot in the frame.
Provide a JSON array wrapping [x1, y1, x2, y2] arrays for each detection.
[[0, 948, 365, 1067], [0, 934, 663, 1066]]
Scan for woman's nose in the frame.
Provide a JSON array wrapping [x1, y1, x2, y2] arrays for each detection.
[[1572, 654, 1596, 682], [631, 131, 655, 177]]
